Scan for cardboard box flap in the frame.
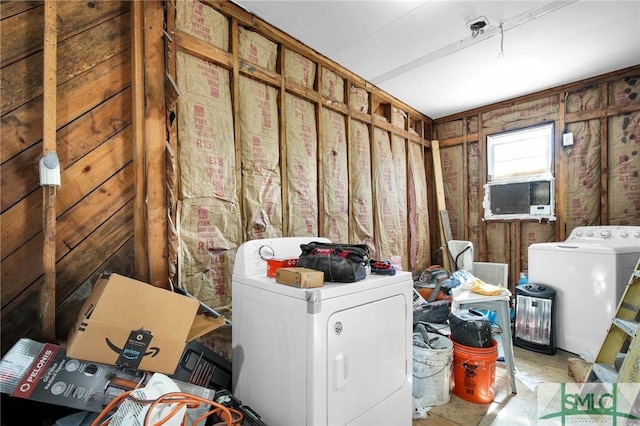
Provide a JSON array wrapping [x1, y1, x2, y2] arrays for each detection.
[[87, 274, 199, 338], [187, 315, 226, 341]]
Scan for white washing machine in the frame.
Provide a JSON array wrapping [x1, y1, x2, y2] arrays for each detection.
[[528, 225, 640, 361], [232, 237, 412, 426]]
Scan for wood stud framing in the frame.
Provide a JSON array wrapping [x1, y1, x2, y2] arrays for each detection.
[[41, 0, 58, 341], [164, 1, 432, 273]]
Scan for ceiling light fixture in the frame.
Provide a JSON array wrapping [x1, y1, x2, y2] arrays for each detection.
[[467, 16, 489, 39]]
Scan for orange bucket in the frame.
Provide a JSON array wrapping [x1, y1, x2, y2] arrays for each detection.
[[452, 339, 498, 404]]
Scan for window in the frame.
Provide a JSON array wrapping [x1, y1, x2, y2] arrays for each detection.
[[484, 123, 556, 221], [487, 123, 554, 182]]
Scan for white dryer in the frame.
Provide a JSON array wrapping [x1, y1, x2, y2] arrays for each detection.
[[232, 237, 412, 426], [528, 226, 640, 361]]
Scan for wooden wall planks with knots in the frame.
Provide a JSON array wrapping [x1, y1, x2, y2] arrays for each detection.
[[1, 1, 135, 352]]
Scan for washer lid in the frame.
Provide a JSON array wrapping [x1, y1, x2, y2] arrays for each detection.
[[528, 225, 640, 254], [528, 241, 640, 255], [232, 270, 412, 301]]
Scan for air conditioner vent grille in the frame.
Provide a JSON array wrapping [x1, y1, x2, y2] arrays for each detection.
[[490, 182, 530, 214]]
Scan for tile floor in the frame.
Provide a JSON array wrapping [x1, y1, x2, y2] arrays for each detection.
[[412, 345, 576, 426]]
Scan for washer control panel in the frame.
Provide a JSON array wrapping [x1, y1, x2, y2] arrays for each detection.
[[568, 226, 640, 242]]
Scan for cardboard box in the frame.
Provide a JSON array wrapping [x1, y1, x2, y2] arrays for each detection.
[[275, 267, 324, 288], [66, 273, 226, 374], [0, 338, 216, 415]]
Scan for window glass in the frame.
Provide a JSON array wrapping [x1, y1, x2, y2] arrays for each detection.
[[487, 123, 554, 181]]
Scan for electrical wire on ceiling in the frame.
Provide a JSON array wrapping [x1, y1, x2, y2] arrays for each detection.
[[498, 23, 505, 58]]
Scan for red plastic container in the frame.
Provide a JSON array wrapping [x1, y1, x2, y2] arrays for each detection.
[[266, 258, 298, 278]]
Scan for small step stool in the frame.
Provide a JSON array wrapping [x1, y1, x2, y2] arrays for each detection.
[[586, 257, 640, 383]]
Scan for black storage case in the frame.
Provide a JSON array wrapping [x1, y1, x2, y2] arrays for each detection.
[[448, 309, 493, 348], [205, 389, 268, 426], [170, 340, 232, 391], [514, 283, 556, 355]]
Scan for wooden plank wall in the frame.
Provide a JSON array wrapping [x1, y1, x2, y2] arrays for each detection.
[[1, 1, 135, 353], [433, 65, 640, 290]]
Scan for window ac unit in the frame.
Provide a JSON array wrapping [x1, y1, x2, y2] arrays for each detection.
[[483, 177, 556, 220]]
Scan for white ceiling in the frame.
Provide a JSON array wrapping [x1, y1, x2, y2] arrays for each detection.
[[232, 0, 640, 119]]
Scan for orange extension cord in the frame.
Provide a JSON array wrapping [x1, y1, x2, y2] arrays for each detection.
[[90, 390, 244, 426]]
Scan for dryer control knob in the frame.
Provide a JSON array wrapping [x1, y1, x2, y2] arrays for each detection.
[[586, 231, 593, 237], [634, 232, 640, 239], [621, 232, 629, 238], [601, 230, 611, 238]]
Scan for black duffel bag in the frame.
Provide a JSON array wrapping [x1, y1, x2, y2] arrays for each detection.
[[296, 241, 370, 283]]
